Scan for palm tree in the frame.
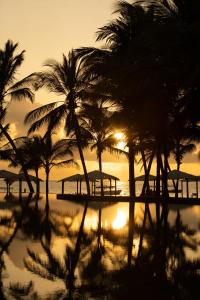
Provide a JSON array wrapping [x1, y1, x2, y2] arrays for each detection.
[[172, 138, 196, 171], [1, 133, 78, 202], [80, 102, 120, 194], [19, 135, 43, 194], [25, 50, 91, 195], [0, 136, 44, 195], [78, 0, 200, 199], [77, 0, 181, 266], [34, 133, 77, 204], [0, 40, 34, 192]]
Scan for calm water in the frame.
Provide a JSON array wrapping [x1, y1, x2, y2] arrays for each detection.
[[0, 180, 200, 299], [2, 179, 199, 197]]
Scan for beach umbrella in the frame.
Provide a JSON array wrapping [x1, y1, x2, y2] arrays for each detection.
[[58, 174, 83, 182], [17, 173, 43, 182], [0, 169, 18, 179], [167, 170, 197, 181], [85, 170, 119, 196], [168, 170, 199, 198], [58, 174, 83, 194], [135, 174, 156, 181], [86, 170, 119, 181], [0, 170, 19, 193]]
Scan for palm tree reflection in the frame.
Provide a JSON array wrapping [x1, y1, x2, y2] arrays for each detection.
[[1, 195, 200, 299]]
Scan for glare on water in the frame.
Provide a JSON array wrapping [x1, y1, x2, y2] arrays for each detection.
[[112, 209, 127, 230]]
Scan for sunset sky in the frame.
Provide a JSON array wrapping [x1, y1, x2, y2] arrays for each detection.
[[0, 0, 199, 180]]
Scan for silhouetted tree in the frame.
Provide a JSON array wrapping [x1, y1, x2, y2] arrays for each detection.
[[0, 40, 35, 192]]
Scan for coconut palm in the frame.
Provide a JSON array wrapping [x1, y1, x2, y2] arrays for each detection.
[[80, 102, 121, 194], [19, 135, 43, 194], [77, 0, 183, 266], [0, 40, 35, 192], [33, 133, 77, 204], [172, 138, 196, 171], [79, 0, 200, 197], [0, 135, 43, 195], [1, 133, 77, 201], [25, 50, 92, 195]]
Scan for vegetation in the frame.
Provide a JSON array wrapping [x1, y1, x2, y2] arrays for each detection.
[[0, 0, 199, 298]]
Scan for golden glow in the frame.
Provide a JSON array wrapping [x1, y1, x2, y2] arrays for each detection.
[[9, 123, 18, 139], [104, 220, 108, 228], [114, 132, 127, 150], [58, 127, 66, 139], [112, 209, 127, 230], [114, 132, 124, 140], [117, 141, 127, 150], [84, 215, 98, 230]]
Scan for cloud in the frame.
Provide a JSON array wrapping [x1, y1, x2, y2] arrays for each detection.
[[6, 100, 41, 136]]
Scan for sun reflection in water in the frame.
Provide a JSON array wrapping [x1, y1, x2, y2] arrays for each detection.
[[112, 209, 127, 230], [84, 215, 98, 230]]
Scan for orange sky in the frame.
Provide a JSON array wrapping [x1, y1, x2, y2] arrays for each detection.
[[0, 0, 199, 180]]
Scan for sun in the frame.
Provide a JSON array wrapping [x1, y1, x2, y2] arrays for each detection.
[[114, 132, 126, 150], [114, 132, 124, 140]]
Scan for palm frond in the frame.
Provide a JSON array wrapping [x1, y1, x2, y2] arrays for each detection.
[[9, 87, 34, 102], [27, 104, 66, 134], [24, 101, 61, 124], [9, 281, 33, 298], [51, 159, 78, 169], [109, 146, 128, 157], [7, 72, 38, 91], [36, 71, 67, 95]]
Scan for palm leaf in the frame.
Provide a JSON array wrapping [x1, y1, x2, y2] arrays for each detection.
[[9, 88, 34, 102], [51, 159, 78, 169], [24, 101, 62, 124], [27, 104, 66, 134]]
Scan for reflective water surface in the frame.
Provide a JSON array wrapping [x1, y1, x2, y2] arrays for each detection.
[[1, 193, 200, 299]]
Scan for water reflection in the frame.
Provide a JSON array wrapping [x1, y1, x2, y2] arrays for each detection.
[[0, 194, 200, 298], [112, 209, 127, 230]]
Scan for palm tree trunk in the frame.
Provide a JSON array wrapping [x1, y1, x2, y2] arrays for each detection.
[[156, 143, 161, 196], [0, 124, 34, 193], [35, 168, 40, 195], [127, 141, 136, 267], [141, 150, 154, 195], [98, 152, 104, 196], [45, 167, 49, 208], [174, 160, 181, 198], [162, 144, 169, 199], [140, 146, 149, 194], [73, 113, 90, 195], [155, 141, 162, 230]]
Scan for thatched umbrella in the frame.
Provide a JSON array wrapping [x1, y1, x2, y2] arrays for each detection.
[[85, 170, 119, 196], [59, 170, 120, 195], [135, 174, 156, 181], [0, 170, 18, 193], [168, 170, 199, 198], [167, 170, 197, 181], [135, 174, 156, 192], [58, 174, 83, 194], [87, 170, 119, 181], [0, 169, 18, 179]]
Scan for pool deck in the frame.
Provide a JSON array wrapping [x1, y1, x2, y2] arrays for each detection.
[[57, 194, 200, 205]]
